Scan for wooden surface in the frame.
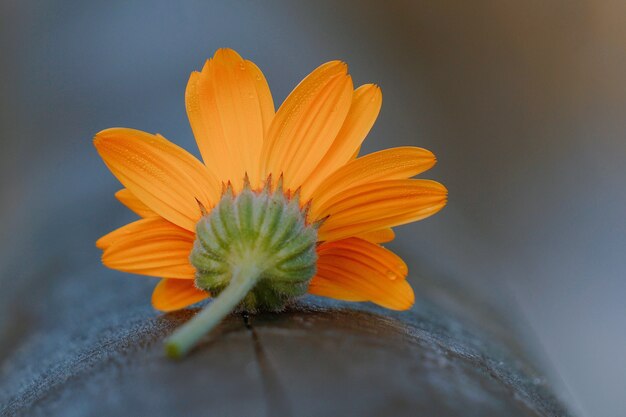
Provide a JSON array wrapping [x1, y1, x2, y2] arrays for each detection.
[[0, 284, 570, 416]]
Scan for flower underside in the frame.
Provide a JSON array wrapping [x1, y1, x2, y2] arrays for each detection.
[[93, 48, 449, 357], [191, 175, 320, 311]]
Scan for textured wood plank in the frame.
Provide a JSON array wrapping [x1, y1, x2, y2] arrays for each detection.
[[0, 283, 570, 417]]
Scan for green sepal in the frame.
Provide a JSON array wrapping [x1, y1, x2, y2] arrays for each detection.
[[190, 178, 318, 311]]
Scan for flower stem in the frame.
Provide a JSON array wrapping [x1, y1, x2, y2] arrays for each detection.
[[164, 264, 260, 358]]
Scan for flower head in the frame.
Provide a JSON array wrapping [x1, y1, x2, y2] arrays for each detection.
[[95, 48, 447, 357]]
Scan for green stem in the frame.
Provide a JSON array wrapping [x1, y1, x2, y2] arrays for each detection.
[[164, 264, 260, 358]]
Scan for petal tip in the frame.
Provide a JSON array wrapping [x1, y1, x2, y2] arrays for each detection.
[[361, 83, 382, 94], [95, 237, 107, 250], [93, 127, 135, 149], [325, 60, 348, 75], [213, 48, 244, 67], [214, 47, 242, 58], [201, 58, 212, 73], [360, 83, 382, 106], [93, 129, 110, 148], [388, 283, 415, 311]]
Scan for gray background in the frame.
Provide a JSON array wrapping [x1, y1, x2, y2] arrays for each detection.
[[1, 1, 624, 416]]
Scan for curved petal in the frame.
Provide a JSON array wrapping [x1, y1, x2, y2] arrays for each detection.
[[302, 84, 382, 197], [307, 276, 367, 302], [101, 217, 196, 279], [315, 179, 447, 242], [186, 48, 275, 189], [152, 278, 209, 312], [94, 128, 220, 231], [115, 189, 157, 218], [97, 217, 156, 250], [318, 237, 408, 280], [309, 147, 436, 208], [355, 228, 395, 244], [308, 238, 414, 310], [260, 61, 353, 191]]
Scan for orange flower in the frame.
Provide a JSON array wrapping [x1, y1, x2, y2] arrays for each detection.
[[95, 48, 446, 356]]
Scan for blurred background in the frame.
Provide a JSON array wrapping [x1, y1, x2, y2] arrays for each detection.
[[1, 1, 624, 416]]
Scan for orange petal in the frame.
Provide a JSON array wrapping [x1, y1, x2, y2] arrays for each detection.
[[115, 189, 157, 218], [350, 146, 361, 160], [302, 84, 382, 196], [356, 228, 395, 244], [318, 238, 408, 280], [308, 238, 414, 310], [152, 278, 209, 312], [308, 275, 367, 302], [310, 147, 436, 209], [101, 217, 196, 279], [315, 179, 447, 242], [261, 61, 353, 191], [186, 48, 274, 189], [94, 128, 220, 231], [97, 217, 155, 250]]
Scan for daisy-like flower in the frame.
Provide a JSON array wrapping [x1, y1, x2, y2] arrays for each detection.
[[95, 48, 447, 357]]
